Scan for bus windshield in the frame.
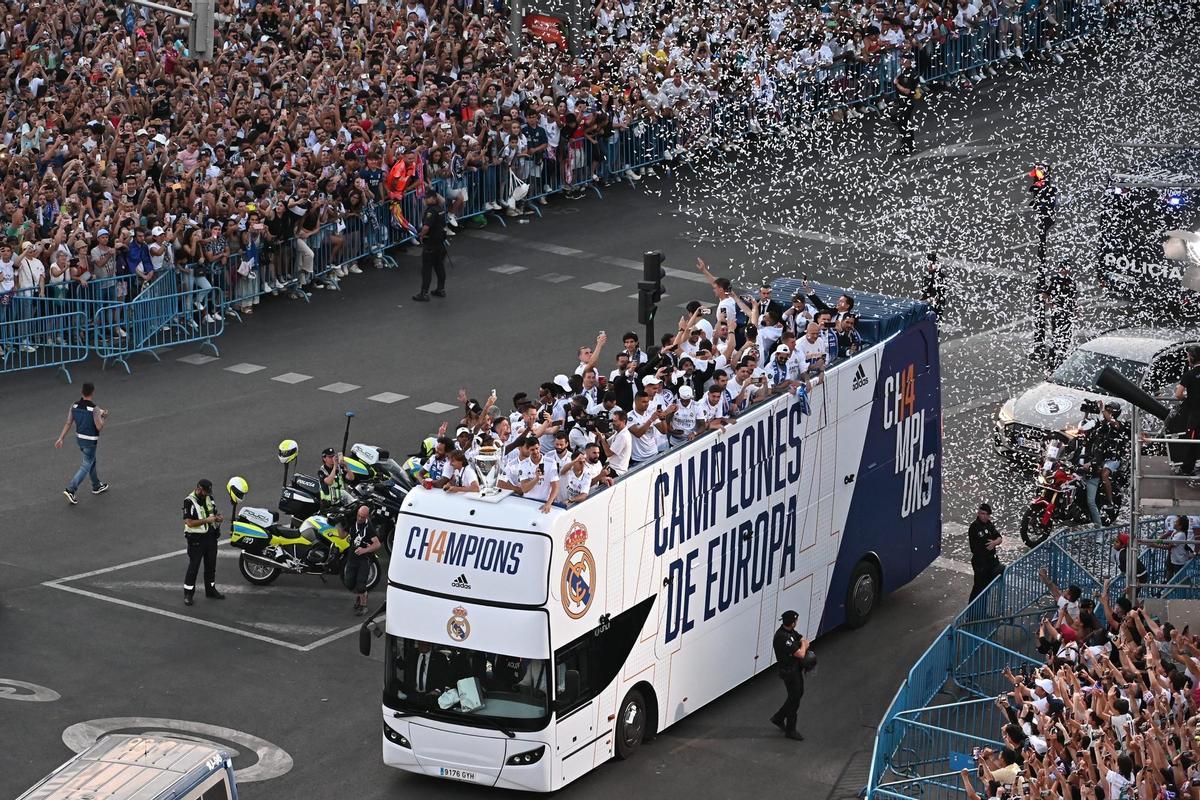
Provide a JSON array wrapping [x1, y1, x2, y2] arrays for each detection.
[[384, 635, 552, 730]]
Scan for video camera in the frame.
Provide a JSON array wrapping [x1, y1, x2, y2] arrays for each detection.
[[1079, 399, 1103, 415]]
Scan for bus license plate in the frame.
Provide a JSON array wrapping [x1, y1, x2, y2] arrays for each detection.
[[439, 767, 477, 783]]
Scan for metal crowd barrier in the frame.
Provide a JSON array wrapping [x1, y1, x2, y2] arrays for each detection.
[[865, 515, 1200, 799], [92, 279, 223, 374]]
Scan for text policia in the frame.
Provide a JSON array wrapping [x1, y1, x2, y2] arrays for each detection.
[[654, 403, 805, 644], [883, 364, 934, 519]]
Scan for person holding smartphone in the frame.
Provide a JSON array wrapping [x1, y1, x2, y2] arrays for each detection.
[[524, 444, 559, 513]]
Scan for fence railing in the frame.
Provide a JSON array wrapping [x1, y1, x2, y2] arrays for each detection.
[[865, 514, 1200, 798], [0, 2, 1107, 383]]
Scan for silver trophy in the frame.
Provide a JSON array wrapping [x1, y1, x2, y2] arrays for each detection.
[[474, 446, 502, 496]]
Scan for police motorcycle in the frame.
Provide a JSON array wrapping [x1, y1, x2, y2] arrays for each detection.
[[226, 476, 382, 590], [276, 438, 412, 555], [1019, 400, 1127, 547]]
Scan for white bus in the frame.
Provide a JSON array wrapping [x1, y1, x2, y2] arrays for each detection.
[[360, 287, 942, 791]]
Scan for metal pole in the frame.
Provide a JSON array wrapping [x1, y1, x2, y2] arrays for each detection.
[[509, 0, 522, 55], [341, 410, 355, 457], [1128, 406, 1141, 603], [123, 0, 232, 22]]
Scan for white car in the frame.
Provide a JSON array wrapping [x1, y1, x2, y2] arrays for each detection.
[[993, 328, 1194, 461]]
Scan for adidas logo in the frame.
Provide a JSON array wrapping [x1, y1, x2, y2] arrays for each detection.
[[852, 364, 869, 390], [450, 573, 472, 590]]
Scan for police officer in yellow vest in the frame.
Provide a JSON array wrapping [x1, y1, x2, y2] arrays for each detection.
[[182, 479, 225, 606], [319, 447, 351, 507]]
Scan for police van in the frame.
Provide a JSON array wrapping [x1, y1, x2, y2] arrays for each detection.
[[18, 734, 238, 800], [361, 281, 942, 791], [1099, 155, 1200, 313]]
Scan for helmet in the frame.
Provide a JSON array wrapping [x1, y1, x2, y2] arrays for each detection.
[[227, 476, 249, 503], [1104, 401, 1122, 418], [402, 456, 424, 479], [278, 438, 298, 464], [419, 437, 436, 459], [1078, 418, 1097, 433]]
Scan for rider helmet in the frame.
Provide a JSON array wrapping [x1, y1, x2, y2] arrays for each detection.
[[420, 437, 436, 459], [278, 438, 299, 464], [1104, 401, 1122, 418], [1078, 418, 1097, 433], [227, 476, 249, 503]]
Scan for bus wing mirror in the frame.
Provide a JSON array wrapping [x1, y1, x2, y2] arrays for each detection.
[[359, 624, 373, 656]]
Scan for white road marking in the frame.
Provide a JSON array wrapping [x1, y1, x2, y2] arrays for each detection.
[[271, 372, 313, 384], [225, 362, 266, 374], [0, 679, 61, 702], [537, 273, 574, 283], [318, 382, 360, 394], [489, 264, 528, 275], [525, 242, 585, 257], [48, 542, 218, 583], [416, 401, 459, 414], [178, 354, 219, 365], [368, 392, 410, 404], [470, 230, 508, 242], [90, 579, 339, 601], [244, 621, 342, 636], [582, 281, 621, 292]]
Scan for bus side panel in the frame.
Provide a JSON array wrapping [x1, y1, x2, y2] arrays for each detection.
[[818, 320, 942, 634]]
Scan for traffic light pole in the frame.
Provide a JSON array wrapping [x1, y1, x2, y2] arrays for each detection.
[[123, 0, 225, 60], [639, 251, 665, 350]]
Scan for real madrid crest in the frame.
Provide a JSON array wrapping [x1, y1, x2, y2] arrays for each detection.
[[447, 606, 471, 642], [561, 522, 597, 620]]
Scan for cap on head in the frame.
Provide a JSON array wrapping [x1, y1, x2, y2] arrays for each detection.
[[197, 478, 214, 492], [978, 503, 992, 514], [553, 374, 572, 393], [781, 609, 799, 624], [776, 344, 791, 355], [322, 447, 336, 458], [678, 385, 694, 400], [642, 375, 661, 386]]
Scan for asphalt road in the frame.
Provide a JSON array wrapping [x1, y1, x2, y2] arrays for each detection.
[[1, 40, 1190, 799]]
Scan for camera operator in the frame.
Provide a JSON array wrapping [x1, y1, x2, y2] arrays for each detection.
[[1090, 402, 1128, 521]]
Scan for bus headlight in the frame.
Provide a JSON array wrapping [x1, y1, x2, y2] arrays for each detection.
[[384, 723, 411, 749], [505, 745, 546, 766]]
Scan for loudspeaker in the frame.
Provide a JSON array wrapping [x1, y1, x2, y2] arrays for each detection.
[[1096, 366, 1169, 420]]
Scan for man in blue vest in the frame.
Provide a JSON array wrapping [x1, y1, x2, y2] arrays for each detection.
[[55, 382, 110, 504]]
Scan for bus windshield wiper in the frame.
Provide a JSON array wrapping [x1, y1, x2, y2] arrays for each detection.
[[463, 715, 515, 738]]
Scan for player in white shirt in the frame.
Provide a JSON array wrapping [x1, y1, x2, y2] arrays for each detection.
[[642, 376, 673, 453], [561, 444, 609, 506], [666, 385, 701, 446], [573, 331, 608, 376], [547, 432, 574, 474], [442, 451, 480, 494], [697, 384, 731, 429], [765, 344, 802, 391], [498, 437, 538, 492], [524, 445, 559, 512], [627, 391, 673, 465], [603, 409, 633, 477], [798, 322, 829, 376]]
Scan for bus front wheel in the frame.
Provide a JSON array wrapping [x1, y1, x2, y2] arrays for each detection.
[[845, 559, 881, 629], [614, 689, 647, 760]]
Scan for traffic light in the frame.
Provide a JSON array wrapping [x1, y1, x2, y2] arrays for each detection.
[[644, 250, 665, 303], [637, 281, 656, 325], [188, 0, 215, 61]]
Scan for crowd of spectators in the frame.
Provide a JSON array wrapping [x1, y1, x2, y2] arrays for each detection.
[[961, 557, 1200, 800], [0, 0, 1087, 335], [417, 261, 863, 510]]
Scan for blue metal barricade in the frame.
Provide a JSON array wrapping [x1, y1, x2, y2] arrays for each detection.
[[0, 294, 89, 382], [92, 280, 223, 373]]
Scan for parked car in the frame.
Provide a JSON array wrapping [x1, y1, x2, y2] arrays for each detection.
[[994, 328, 1197, 462]]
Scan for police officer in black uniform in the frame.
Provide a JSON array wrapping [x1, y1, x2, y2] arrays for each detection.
[[182, 478, 225, 606], [1046, 260, 1077, 369], [968, 503, 1003, 601], [412, 189, 448, 302], [892, 56, 922, 155], [1027, 165, 1059, 261], [770, 609, 810, 741], [921, 251, 945, 317]]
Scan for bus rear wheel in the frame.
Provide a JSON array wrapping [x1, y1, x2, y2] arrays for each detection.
[[615, 689, 647, 760], [845, 559, 880, 629]]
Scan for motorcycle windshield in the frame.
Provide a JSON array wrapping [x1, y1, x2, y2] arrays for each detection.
[[384, 635, 551, 732]]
